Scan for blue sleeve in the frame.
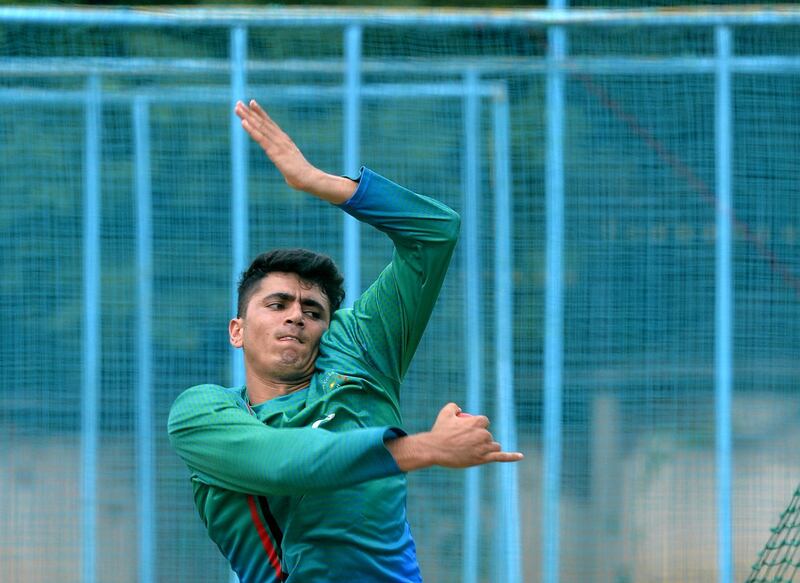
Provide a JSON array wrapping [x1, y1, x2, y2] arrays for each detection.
[[320, 168, 460, 396]]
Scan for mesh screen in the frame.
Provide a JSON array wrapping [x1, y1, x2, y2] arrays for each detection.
[[1, 8, 800, 583]]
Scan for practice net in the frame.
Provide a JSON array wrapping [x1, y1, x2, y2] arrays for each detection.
[[748, 484, 800, 583], [1, 7, 800, 583]]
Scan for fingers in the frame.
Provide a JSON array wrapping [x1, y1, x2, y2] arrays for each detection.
[[442, 405, 488, 427], [235, 100, 269, 136], [451, 406, 489, 428], [233, 100, 307, 176], [431, 402, 523, 467], [249, 99, 271, 122], [242, 101, 273, 132], [234, 100, 251, 121], [478, 437, 523, 464], [235, 100, 273, 127], [458, 412, 490, 429], [486, 451, 525, 463], [235, 102, 266, 144], [237, 103, 269, 137], [439, 402, 462, 417]]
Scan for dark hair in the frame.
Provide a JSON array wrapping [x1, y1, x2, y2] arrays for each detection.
[[236, 248, 345, 318]]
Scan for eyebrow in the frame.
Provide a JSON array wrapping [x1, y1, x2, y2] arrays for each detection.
[[262, 292, 328, 314]]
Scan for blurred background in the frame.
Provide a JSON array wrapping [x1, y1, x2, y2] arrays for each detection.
[[1, 3, 799, 583]]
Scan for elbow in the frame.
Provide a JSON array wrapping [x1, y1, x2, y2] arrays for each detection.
[[166, 394, 183, 439], [166, 384, 208, 444], [166, 398, 186, 453], [167, 386, 194, 437], [438, 207, 461, 247], [415, 206, 459, 252]]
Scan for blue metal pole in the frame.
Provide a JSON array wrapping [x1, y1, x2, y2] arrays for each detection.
[[493, 87, 522, 583], [544, 3, 567, 581], [81, 72, 101, 583], [343, 24, 362, 307], [461, 68, 483, 583], [229, 27, 248, 583], [715, 24, 733, 583], [4, 6, 800, 29], [230, 24, 248, 389], [134, 96, 155, 583]]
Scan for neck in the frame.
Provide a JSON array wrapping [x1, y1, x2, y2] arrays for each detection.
[[245, 368, 311, 405]]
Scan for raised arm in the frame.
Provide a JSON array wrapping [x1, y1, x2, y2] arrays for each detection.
[[168, 386, 522, 496], [235, 100, 356, 204], [327, 169, 460, 389], [236, 100, 459, 393]]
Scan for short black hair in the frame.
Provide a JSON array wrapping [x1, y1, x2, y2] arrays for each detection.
[[236, 248, 345, 318]]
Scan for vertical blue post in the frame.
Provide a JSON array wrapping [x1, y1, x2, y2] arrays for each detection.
[[229, 27, 248, 583], [715, 24, 733, 583], [230, 24, 248, 388], [544, 3, 567, 582], [461, 68, 483, 583], [134, 97, 155, 583], [493, 87, 521, 583], [343, 24, 362, 306], [81, 72, 101, 583]]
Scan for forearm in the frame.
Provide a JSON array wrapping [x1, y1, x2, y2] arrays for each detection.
[[168, 385, 402, 495], [297, 168, 358, 204], [321, 168, 460, 384], [340, 168, 460, 247], [386, 403, 525, 471], [385, 433, 436, 472]]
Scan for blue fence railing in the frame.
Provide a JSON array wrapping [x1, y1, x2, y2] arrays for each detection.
[[2, 7, 800, 583]]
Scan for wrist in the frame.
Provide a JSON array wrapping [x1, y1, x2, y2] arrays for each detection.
[[386, 432, 436, 472], [302, 169, 357, 204]]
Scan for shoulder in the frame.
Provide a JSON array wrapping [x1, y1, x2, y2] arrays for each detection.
[[168, 384, 244, 422], [319, 308, 366, 362], [173, 383, 239, 402]]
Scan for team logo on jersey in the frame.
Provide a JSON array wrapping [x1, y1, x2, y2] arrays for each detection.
[[321, 371, 350, 392], [311, 413, 336, 428]]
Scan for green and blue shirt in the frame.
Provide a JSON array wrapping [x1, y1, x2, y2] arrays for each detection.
[[168, 168, 460, 582]]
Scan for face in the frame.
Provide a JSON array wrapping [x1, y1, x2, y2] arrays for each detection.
[[229, 272, 330, 383]]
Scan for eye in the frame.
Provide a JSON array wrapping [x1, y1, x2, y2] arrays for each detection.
[[303, 310, 320, 319], [267, 302, 284, 310]]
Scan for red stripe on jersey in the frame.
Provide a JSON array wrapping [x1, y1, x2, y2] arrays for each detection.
[[247, 494, 283, 580]]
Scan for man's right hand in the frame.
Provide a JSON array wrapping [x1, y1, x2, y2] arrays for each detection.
[[386, 403, 524, 472], [234, 100, 357, 204]]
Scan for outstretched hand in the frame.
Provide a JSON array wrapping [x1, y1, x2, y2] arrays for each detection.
[[235, 100, 356, 203], [387, 403, 523, 472], [235, 99, 316, 191], [427, 403, 524, 468]]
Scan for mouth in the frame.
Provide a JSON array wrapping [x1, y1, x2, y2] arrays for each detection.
[[277, 335, 303, 344]]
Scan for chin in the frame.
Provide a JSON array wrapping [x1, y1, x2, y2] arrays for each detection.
[[275, 355, 311, 375], [279, 349, 305, 365]]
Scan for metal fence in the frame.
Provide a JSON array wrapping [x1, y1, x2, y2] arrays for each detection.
[[2, 6, 800, 583]]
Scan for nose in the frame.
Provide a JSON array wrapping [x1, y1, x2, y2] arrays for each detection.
[[284, 302, 305, 326]]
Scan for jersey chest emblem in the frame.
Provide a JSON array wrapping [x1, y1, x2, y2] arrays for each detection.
[[321, 371, 350, 392]]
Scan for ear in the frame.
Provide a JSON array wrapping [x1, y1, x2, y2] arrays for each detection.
[[229, 317, 244, 348]]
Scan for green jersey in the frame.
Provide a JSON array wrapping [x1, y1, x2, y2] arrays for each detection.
[[168, 168, 460, 582]]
